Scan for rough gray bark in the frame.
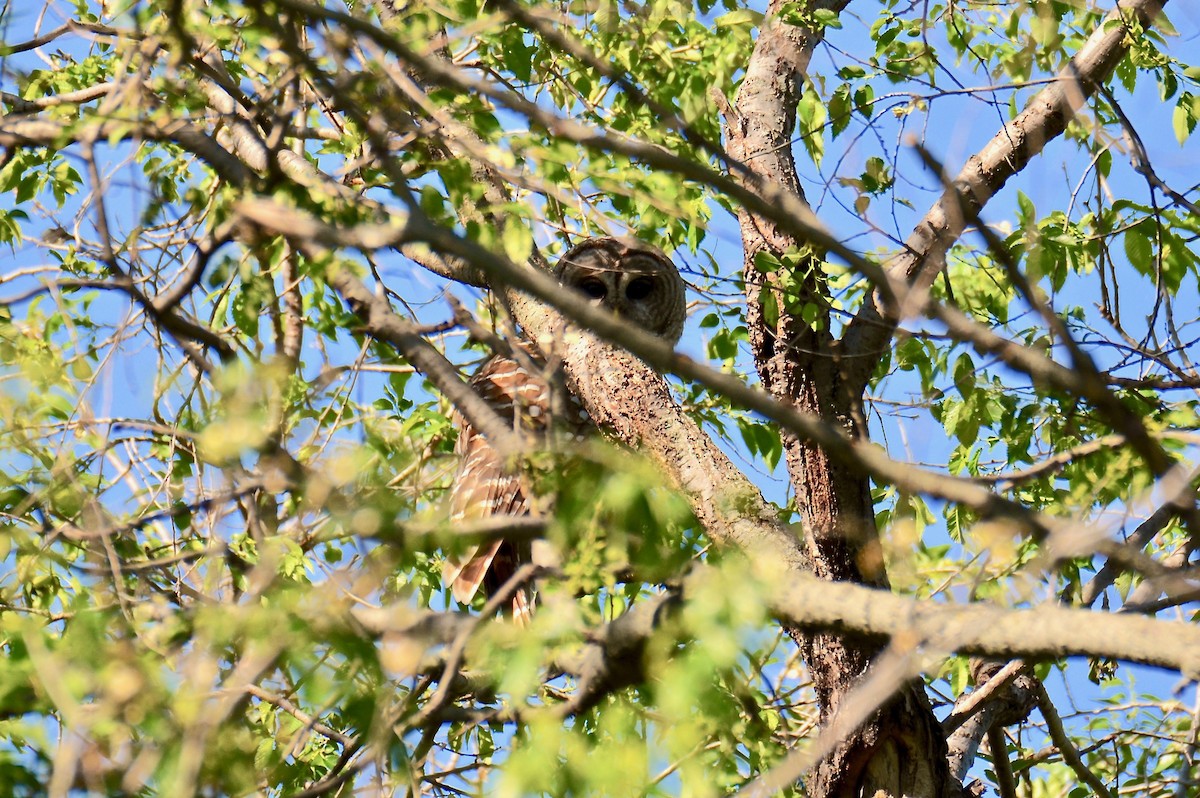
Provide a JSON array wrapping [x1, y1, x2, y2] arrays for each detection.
[[721, 1, 953, 794]]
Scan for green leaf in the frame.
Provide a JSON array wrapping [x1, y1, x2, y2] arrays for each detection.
[[759, 288, 779, 328], [714, 9, 762, 29], [1016, 191, 1035, 225], [953, 353, 976, 401], [1124, 226, 1152, 276], [501, 222, 533, 264], [812, 8, 842, 29], [1172, 95, 1195, 145], [829, 84, 852, 137]]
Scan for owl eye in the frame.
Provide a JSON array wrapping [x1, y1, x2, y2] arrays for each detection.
[[579, 278, 608, 299], [625, 276, 655, 301]]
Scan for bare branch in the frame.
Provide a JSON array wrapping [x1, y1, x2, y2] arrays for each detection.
[[986, 726, 1019, 798], [1080, 504, 1178, 607], [234, 199, 1044, 532], [0, 115, 252, 186], [1032, 680, 1116, 798], [322, 265, 528, 460], [767, 568, 1200, 675]]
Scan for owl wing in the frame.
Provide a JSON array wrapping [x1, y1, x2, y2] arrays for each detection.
[[442, 422, 527, 603], [443, 351, 548, 624]]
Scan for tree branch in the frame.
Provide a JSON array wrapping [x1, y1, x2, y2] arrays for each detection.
[[1032, 680, 1116, 798], [234, 198, 1047, 533], [842, 0, 1170, 394]]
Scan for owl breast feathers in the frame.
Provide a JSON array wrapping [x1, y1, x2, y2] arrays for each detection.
[[443, 237, 687, 623]]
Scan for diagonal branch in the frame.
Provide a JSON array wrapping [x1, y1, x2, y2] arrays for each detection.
[[842, 0, 1170, 395], [234, 198, 1049, 532], [1032, 680, 1116, 798]]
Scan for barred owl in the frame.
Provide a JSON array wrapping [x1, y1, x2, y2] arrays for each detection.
[[443, 237, 687, 623]]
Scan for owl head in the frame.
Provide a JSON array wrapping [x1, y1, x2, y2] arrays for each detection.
[[553, 237, 687, 346]]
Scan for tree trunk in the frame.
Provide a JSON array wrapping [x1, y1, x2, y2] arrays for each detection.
[[723, 2, 954, 794]]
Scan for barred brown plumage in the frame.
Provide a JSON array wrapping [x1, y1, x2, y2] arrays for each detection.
[[442, 346, 558, 625], [443, 237, 687, 624]]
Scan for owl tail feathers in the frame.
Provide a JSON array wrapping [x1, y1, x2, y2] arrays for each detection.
[[442, 540, 500, 606], [511, 588, 534, 628], [443, 540, 537, 625]]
